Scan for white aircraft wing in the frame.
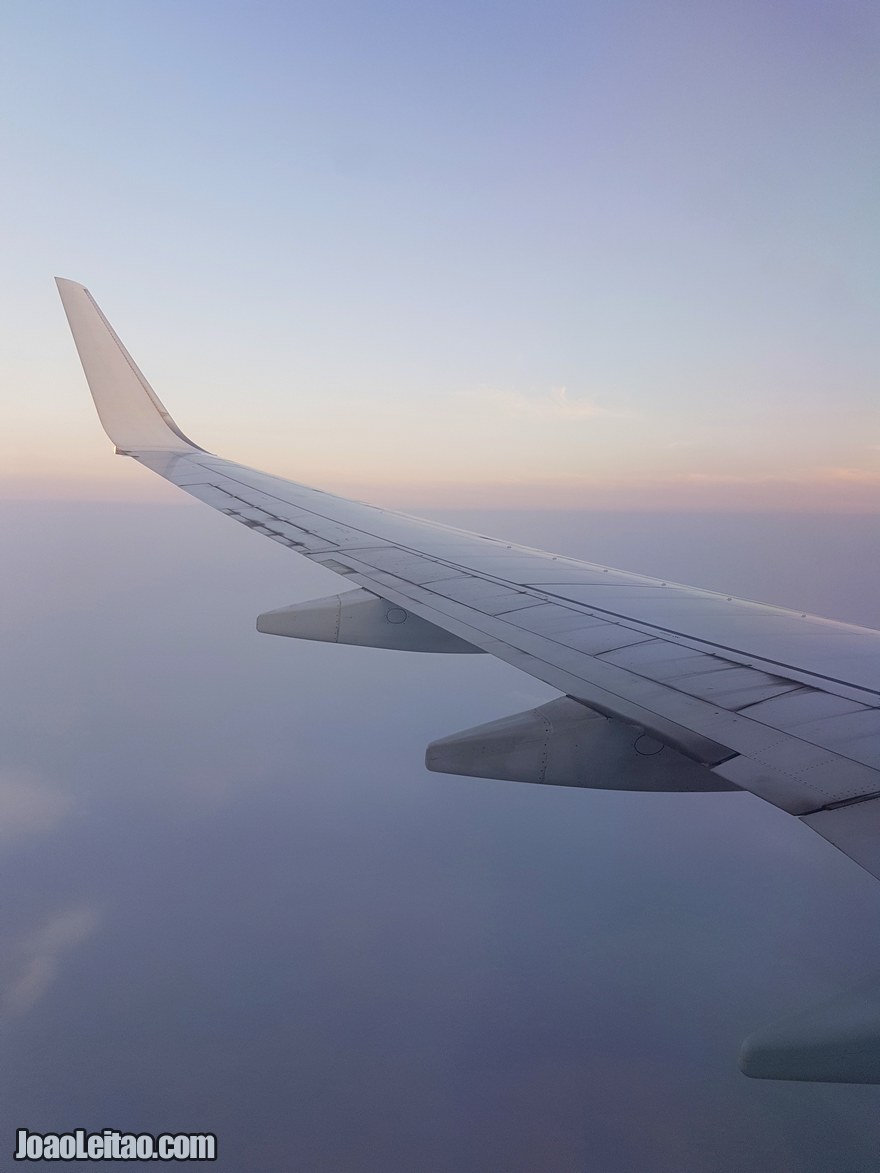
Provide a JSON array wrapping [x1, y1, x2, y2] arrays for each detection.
[[58, 277, 880, 1081], [56, 277, 880, 893]]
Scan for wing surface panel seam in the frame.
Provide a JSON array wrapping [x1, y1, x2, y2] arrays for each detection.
[[327, 560, 880, 789], [180, 464, 880, 703]]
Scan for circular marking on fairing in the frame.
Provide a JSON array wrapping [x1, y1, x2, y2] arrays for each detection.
[[634, 734, 665, 756], [386, 608, 408, 624]]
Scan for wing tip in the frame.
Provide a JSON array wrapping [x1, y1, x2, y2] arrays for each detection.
[[55, 276, 86, 291], [56, 277, 203, 455]]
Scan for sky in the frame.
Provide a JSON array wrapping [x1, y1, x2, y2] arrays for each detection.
[[1, 0, 878, 507], [4, 3, 880, 1170]]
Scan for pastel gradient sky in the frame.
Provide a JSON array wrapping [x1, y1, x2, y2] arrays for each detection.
[[2, 0, 878, 508]]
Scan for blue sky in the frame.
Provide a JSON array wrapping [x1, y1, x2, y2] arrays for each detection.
[[2, 0, 878, 506]]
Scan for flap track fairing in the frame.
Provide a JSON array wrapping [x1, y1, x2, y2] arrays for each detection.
[[257, 587, 483, 653], [426, 696, 737, 791]]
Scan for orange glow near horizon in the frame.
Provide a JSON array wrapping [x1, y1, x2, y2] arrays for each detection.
[[5, 466, 880, 513]]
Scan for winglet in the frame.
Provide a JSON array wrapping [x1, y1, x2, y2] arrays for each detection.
[[55, 278, 203, 454]]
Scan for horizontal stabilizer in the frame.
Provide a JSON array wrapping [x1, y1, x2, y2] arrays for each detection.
[[257, 588, 483, 653], [741, 976, 880, 1083], [426, 697, 736, 790]]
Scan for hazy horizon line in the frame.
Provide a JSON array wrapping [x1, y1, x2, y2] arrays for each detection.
[[4, 476, 880, 513]]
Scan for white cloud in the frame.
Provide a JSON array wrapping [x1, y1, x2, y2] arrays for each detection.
[[469, 385, 635, 422], [2, 905, 102, 1018]]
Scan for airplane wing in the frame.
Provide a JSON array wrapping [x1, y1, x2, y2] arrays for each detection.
[[56, 277, 880, 1081]]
